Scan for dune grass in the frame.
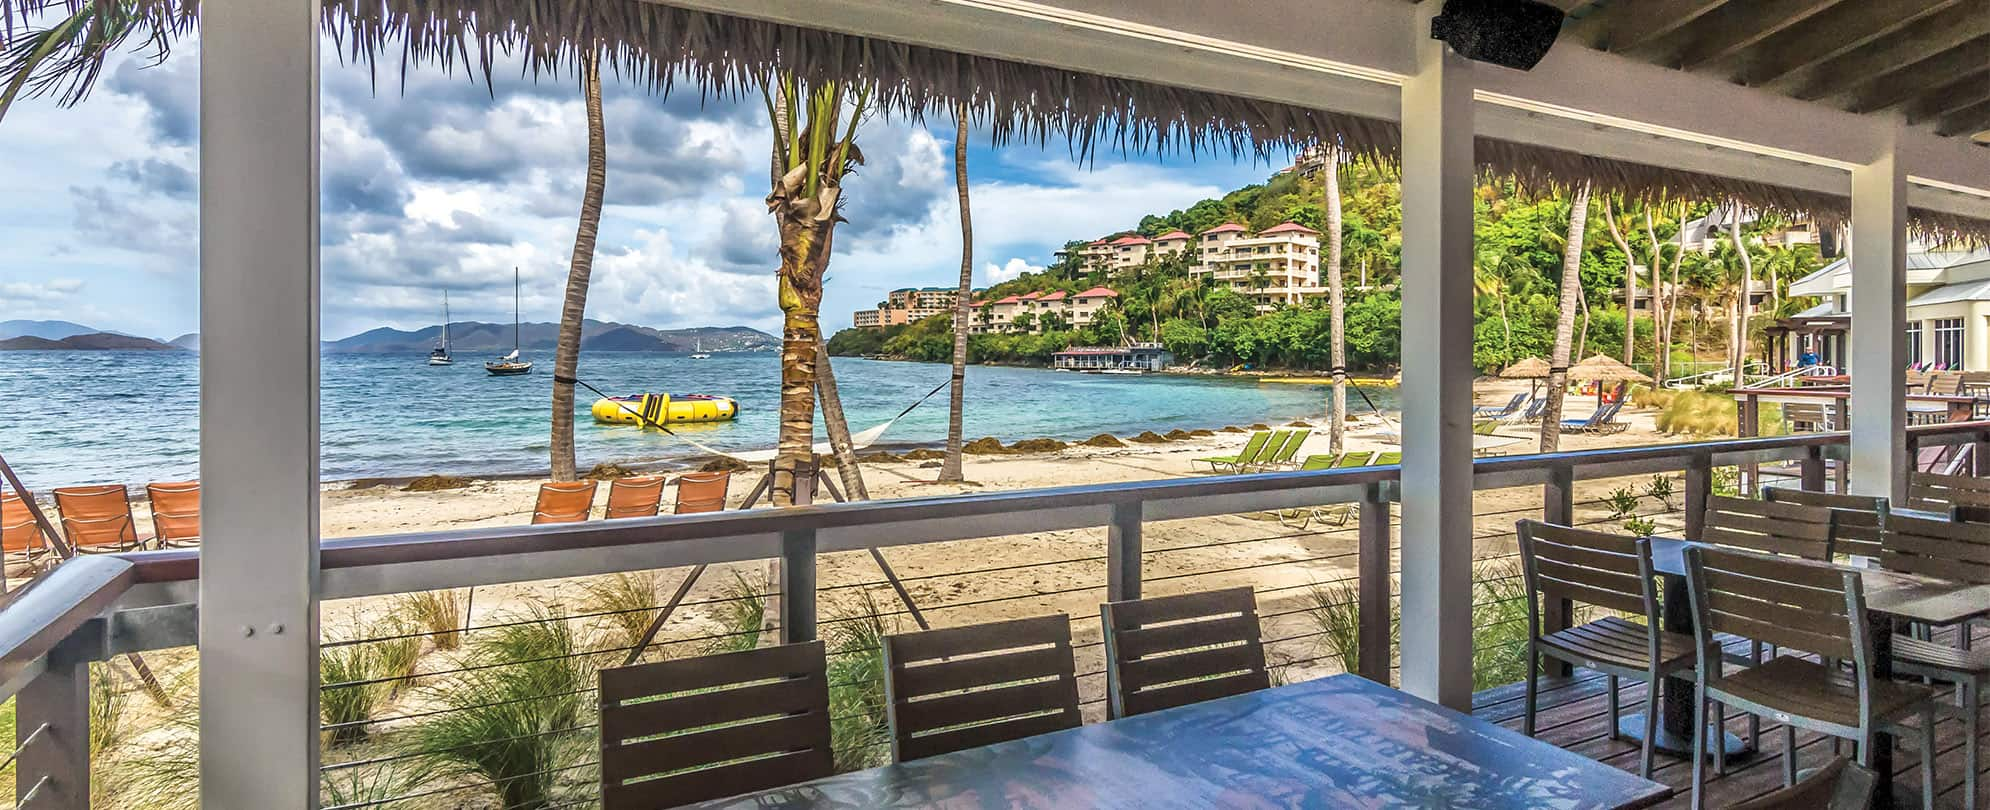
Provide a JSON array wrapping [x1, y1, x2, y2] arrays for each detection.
[[1471, 560, 1532, 692], [90, 662, 129, 757], [396, 589, 465, 651], [581, 571, 666, 658], [1640, 388, 1786, 438], [1305, 578, 1396, 676], [705, 571, 766, 655], [825, 592, 893, 772]]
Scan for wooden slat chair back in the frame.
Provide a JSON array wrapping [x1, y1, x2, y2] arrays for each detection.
[[1100, 587, 1269, 719], [530, 480, 598, 524], [1727, 757, 1877, 810], [598, 641, 832, 809], [882, 615, 1081, 762], [1882, 514, 1990, 586], [1907, 471, 1990, 513], [1906, 370, 1932, 394], [1, 491, 41, 556], [1952, 503, 1990, 524], [1761, 487, 1887, 560], [145, 481, 201, 547], [1700, 494, 1836, 560], [52, 485, 143, 552], [1930, 371, 1966, 397], [673, 471, 731, 514], [1781, 403, 1827, 432], [1686, 546, 1860, 664], [1518, 520, 1654, 623], [603, 476, 666, 520]]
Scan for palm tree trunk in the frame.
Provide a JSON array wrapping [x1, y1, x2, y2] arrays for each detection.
[[815, 338, 868, 500], [1643, 209, 1668, 381], [1664, 203, 1688, 382], [550, 52, 606, 482], [1601, 197, 1637, 367], [1540, 182, 1592, 454], [940, 107, 972, 483], [1728, 203, 1755, 385], [1324, 146, 1347, 455], [773, 220, 832, 506]]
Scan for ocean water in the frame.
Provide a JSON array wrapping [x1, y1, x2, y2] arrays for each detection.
[[0, 351, 1398, 487]]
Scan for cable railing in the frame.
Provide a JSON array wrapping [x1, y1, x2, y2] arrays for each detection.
[[3, 421, 1988, 807]]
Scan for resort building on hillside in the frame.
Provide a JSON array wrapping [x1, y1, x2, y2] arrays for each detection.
[[1052, 342, 1174, 371], [1191, 221, 1324, 312], [1678, 207, 1836, 256], [971, 286, 1120, 334], [851, 286, 982, 330], [1782, 246, 1990, 372]]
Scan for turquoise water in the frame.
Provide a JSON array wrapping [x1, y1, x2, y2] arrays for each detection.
[[0, 351, 1397, 487]]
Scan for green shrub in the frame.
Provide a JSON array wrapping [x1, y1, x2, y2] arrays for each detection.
[[90, 662, 128, 756], [320, 757, 436, 810], [1306, 579, 1396, 675], [1471, 560, 1531, 692], [825, 592, 893, 772], [582, 571, 665, 659], [705, 571, 765, 655], [395, 589, 465, 651], [1643, 474, 1676, 511], [321, 639, 390, 748]]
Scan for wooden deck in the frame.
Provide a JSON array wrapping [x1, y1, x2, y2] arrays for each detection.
[[1472, 633, 1990, 808]]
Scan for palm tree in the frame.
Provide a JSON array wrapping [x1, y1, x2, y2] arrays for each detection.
[[764, 75, 870, 504], [1323, 146, 1348, 455], [1473, 246, 1515, 365], [1725, 202, 1757, 385], [940, 105, 972, 483], [1598, 196, 1639, 368], [0, 2, 161, 122], [1539, 182, 1593, 454], [549, 52, 606, 482]]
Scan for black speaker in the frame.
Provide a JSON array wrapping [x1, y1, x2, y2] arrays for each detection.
[[1429, 0, 1565, 71]]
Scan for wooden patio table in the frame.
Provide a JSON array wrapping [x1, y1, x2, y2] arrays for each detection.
[[1643, 536, 1990, 808], [690, 673, 1671, 809]]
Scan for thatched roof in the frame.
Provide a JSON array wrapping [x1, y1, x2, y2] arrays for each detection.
[[7, 0, 1987, 240], [1499, 357, 1551, 379], [1567, 354, 1653, 384]]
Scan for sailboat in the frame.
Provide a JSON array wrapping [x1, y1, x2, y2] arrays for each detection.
[[689, 338, 711, 360], [427, 291, 454, 366], [486, 269, 533, 376]]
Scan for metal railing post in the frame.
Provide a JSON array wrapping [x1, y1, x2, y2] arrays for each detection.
[[1739, 393, 1761, 493], [1800, 446, 1826, 492], [1106, 502, 1142, 602], [1540, 465, 1574, 678], [779, 529, 817, 643], [1357, 483, 1392, 683], [17, 629, 97, 808], [1685, 453, 1712, 539]]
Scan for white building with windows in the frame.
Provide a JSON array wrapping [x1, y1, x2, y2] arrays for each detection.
[[1786, 246, 1990, 371], [1190, 221, 1323, 312]]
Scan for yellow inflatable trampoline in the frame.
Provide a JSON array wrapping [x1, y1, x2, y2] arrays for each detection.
[[591, 393, 739, 426]]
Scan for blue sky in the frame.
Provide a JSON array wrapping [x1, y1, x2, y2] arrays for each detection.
[[0, 32, 1282, 341]]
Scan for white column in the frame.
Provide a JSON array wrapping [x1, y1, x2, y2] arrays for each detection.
[[1397, 0, 1477, 710], [1849, 121, 1907, 504], [198, 0, 322, 804]]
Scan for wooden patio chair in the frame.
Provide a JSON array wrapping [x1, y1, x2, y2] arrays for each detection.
[[1930, 371, 1965, 397], [1906, 471, 1990, 513], [2, 490, 49, 575], [672, 471, 731, 514], [603, 476, 666, 520], [882, 615, 1081, 761], [530, 480, 598, 524], [1878, 514, 1990, 807], [1100, 586, 1269, 719], [1760, 486, 1887, 561], [1725, 757, 1876, 810], [1905, 369, 1931, 395], [1700, 494, 1838, 747], [597, 641, 831, 809], [1517, 521, 1706, 778], [52, 485, 148, 552], [1682, 546, 1937, 810], [145, 481, 201, 548]]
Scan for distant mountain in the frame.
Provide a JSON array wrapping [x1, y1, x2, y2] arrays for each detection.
[[169, 333, 200, 351], [0, 319, 100, 340], [323, 320, 777, 354], [0, 332, 181, 351]]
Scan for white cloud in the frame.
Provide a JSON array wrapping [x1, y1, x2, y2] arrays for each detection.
[[983, 258, 1038, 284], [0, 278, 84, 302]]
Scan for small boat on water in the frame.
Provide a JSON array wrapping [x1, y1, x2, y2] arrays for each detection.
[[486, 269, 533, 376], [428, 291, 453, 366], [592, 393, 739, 425], [688, 338, 712, 360]]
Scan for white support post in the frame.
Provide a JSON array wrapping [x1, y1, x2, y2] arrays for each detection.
[[198, 0, 322, 804], [1396, 0, 1477, 710], [1849, 121, 1907, 504]]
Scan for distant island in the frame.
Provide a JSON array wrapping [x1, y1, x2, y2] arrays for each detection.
[[0, 318, 776, 354]]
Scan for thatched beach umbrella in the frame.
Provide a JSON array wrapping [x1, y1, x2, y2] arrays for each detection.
[[1500, 357, 1550, 399], [1568, 354, 1653, 402]]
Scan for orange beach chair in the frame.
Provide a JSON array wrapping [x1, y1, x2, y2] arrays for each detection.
[[2, 490, 50, 573], [531, 481, 599, 524], [146, 481, 201, 547], [672, 472, 731, 515], [53, 484, 149, 552], [604, 476, 666, 520]]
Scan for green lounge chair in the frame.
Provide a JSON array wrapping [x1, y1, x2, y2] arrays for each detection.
[[1333, 450, 1377, 468], [1375, 452, 1402, 465], [1298, 453, 1339, 471], [1255, 428, 1311, 470], [1194, 430, 1272, 473], [1472, 419, 1500, 436]]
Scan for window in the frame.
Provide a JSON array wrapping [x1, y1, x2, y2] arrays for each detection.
[[1906, 321, 1924, 366], [1934, 318, 1964, 369]]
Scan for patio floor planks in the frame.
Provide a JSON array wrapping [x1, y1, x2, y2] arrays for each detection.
[[1472, 634, 1990, 808]]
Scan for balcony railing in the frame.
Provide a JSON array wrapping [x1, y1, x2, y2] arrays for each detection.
[[4, 421, 1987, 806]]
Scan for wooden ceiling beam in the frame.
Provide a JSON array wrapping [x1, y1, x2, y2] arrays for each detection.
[[1739, 0, 1958, 87], [1785, 6, 1990, 99], [1562, 0, 1729, 52], [1905, 69, 1990, 123], [1937, 99, 1990, 137], [1840, 35, 1990, 111], [1629, 0, 1844, 70]]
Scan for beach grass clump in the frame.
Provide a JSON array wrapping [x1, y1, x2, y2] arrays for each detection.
[[90, 662, 129, 756], [396, 589, 466, 651], [1650, 390, 1789, 438], [100, 671, 200, 810], [706, 571, 766, 655], [1010, 437, 1068, 452], [700, 456, 753, 473], [373, 621, 425, 699], [412, 604, 596, 810], [1471, 560, 1532, 691], [1080, 433, 1126, 447], [963, 437, 1016, 454], [403, 474, 472, 492], [1129, 431, 1169, 444], [1164, 429, 1195, 440], [582, 571, 665, 658], [321, 639, 394, 747], [1307, 579, 1397, 675], [321, 757, 437, 810], [825, 592, 893, 772]]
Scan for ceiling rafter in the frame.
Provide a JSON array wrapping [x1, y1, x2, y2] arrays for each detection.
[[1906, 70, 1990, 123], [1938, 99, 1990, 137], [1629, 0, 1845, 70], [1738, 0, 1959, 87], [1785, 6, 1990, 99], [1843, 36, 1990, 112], [1563, 0, 1730, 52]]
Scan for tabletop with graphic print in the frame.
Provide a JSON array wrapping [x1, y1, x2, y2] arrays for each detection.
[[690, 673, 1672, 810]]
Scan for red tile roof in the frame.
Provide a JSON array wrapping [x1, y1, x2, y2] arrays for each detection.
[[1202, 223, 1247, 234], [1088, 239, 1108, 247], [1260, 221, 1321, 235], [993, 295, 1023, 305], [1109, 235, 1152, 246], [1075, 287, 1120, 299], [1155, 230, 1192, 241], [1020, 291, 1043, 300], [1039, 290, 1069, 302]]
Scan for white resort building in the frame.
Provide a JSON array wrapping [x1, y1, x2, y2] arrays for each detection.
[[971, 286, 1120, 334], [1783, 246, 1990, 373], [1191, 221, 1324, 312], [851, 286, 980, 330]]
